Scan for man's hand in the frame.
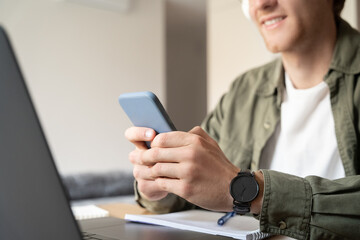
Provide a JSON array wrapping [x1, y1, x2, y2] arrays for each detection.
[[125, 127, 169, 201], [125, 126, 240, 212]]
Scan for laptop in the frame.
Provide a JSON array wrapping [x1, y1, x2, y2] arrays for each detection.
[[0, 26, 230, 240]]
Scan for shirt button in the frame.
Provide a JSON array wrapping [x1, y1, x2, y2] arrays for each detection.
[[279, 221, 287, 230], [264, 122, 271, 129]]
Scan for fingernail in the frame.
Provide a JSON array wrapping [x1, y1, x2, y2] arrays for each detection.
[[145, 130, 153, 139]]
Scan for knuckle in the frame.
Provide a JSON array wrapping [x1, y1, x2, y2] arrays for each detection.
[[186, 163, 197, 176], [133, 167, 141, 179], [152, 163, 162, 176], [153, 133, 167, 146], [130, 150, 147, 165], [137, 152, 147, 165], [184, 148, 197, 161], [156, 178, 167, 191], [190, 126, 203, 135], [138, 158, 145, 166], [128, 151, 137, 164], [150, 148, 160, 160], [179, 183, 192, 198], [192, 135, 203, 146], [183, 163, 198, 181], [193, 126, 202, 132]]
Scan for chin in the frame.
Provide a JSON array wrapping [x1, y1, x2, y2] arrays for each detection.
[[261, 34, 284, 53], [260, 28, 298, 53], [265, 42, 282, 53], [264, 36, 295, 53], [262, 30, 303, 54]]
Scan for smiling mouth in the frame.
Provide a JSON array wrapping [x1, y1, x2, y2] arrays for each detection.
[[263, 17, 285, 26]]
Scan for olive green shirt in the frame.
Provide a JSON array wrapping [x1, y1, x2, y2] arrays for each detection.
[[135, 19, 360, 239]]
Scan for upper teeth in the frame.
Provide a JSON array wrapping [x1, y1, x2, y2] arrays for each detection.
[[264, 17, 283, 26]]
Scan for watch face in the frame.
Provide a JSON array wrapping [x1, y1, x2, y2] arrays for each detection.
[[230, 175, 259, 203]]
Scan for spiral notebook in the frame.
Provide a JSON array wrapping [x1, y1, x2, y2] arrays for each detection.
[[125, 209, 271, 240]]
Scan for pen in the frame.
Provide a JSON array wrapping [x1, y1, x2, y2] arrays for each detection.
[[217, 211, 236, 226]]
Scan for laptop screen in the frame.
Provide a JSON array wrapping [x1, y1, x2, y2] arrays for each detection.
[[0, 26, 82, 239]]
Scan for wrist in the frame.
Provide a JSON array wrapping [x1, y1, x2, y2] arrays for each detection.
[[229, 170, 264, 215], [230, 170, 260, 215], [250, 170, 264, 214]]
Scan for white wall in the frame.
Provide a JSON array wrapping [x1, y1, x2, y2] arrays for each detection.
[[207, 0, 358, 112], [0, 0, 165, 174], [207, 0, 275, 111]]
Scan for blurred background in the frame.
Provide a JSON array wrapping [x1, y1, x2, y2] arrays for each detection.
[[0, 0, 358, 202]]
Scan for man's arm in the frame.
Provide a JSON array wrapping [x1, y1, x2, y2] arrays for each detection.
[[258, 170, 360, 240], [200, 75, 360, 239]]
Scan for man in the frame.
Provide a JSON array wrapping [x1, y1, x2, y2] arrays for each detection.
[[125, 0, 360, 239]]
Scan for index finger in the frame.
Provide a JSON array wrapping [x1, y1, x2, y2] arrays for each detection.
[[125, 127, 156, 149]]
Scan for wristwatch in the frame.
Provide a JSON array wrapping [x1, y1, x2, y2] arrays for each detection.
[[230, 170, 259, 215]]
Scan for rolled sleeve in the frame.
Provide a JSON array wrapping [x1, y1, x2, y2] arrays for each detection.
[[259, 170, 312, 240]]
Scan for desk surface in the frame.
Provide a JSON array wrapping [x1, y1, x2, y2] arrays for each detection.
[[98, 202, 152, 219], [97, 202, 295, 240]]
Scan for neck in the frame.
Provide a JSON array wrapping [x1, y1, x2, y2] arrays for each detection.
[[282, 22, 337, 89]]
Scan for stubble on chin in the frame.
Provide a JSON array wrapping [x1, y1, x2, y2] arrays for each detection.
[[261, 33, 281, 53], [265, 41, 281, 53]]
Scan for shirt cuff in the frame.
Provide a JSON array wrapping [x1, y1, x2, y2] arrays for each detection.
[[259, 170, 312, 240]]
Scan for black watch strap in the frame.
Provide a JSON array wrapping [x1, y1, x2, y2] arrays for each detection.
[[233, 200, 251, 215]]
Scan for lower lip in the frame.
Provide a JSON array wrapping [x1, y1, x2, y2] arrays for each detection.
[[263, 18, 285, 30]]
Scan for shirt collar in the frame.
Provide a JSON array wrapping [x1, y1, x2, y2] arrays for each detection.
[[258, 18, 360, 101], [329, 18, 360, 75]]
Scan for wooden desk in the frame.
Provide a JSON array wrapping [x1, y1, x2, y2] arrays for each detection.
[[97, 202, 152, 219], [97, 202, 295, 240]]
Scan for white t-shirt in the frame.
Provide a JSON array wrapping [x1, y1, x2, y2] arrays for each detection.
[[260, 74, 345, 180]]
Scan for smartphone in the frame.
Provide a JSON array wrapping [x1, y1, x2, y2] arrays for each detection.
[[118, 91, 176, 148]]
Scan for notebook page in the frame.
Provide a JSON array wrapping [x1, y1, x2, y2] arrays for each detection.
[[71, 205, 109, 220], [125, 209, 271, 240]]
